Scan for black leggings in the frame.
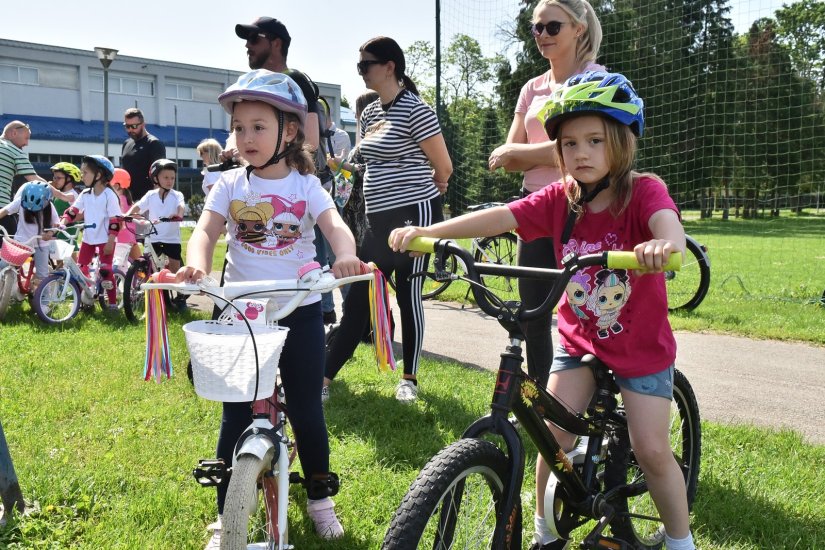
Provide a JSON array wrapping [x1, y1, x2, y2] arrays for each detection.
[[326, 197, 443, 381], [517, 188, 556, 390], [216, 301, 328, 514]]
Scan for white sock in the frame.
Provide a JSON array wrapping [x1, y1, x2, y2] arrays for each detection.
[[665, 531, 695, 550], [533, 514, 559, 545]]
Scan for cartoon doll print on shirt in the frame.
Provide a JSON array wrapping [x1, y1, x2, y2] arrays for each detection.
[[566, 271, 592, 320], [229, 193, 308, 255], [587, 269, 631, 339]]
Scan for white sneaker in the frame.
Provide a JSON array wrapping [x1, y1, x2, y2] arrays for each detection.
[[204, 517, 221, 550], [395, 379, 419, 403], [306, 497, 344, 539], [321, 385, 330, 403]]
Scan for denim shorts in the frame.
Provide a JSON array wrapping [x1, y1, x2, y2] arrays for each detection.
[[550, 345, 674, 400]]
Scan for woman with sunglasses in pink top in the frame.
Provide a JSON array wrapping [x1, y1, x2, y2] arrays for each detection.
[[486, 1, 604, 548]]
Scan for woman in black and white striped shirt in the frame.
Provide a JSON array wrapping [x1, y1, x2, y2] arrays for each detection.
[[324, 36, 452, 403]]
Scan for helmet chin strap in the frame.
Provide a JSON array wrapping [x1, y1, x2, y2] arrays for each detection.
[[248, 110, 292, 173], [560, 175, 611, 244]]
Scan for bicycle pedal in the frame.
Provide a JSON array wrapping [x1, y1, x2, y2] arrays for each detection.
[[592, 535, 630, 549], [289, 472, 305, 485], [193, 459, 229, 487]]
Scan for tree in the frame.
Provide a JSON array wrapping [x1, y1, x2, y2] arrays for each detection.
[[774, 0, 825, 90]]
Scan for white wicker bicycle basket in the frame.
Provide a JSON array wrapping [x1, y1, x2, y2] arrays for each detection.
[[183, 320, 289, 402]]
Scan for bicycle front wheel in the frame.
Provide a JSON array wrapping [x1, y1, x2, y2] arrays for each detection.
[[33, 274, 81, 324], [382, 438, 513, 550], [666, 235, 710, 312], [124, 260, 151, 323], [606, 369, 701, 548], [222, 454, 282, 550], [0, 269, 15, 321], [474, 233, 518, 295]]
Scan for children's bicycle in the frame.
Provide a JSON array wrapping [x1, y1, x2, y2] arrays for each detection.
[[382, 238, 701, 549], [144, 263, 384, 549], [0, 227, 43, 320], [32, 226, 126, 324], [121, 216, 180, 323]]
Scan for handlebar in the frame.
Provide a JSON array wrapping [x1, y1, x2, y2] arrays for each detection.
[[142, 262, 376, 323], [402, 237, 681, 324], [206, 159, 242, 172]]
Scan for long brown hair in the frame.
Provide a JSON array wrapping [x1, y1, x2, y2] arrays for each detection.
[[280, 111, 315, 175], [556, 115, 664, 219]]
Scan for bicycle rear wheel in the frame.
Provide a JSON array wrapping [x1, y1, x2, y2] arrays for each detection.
[[606, 369, 701, 548], [124, 260, 151, 323], [474, 233, 518, 295], [382, 438, 515, 550], [33, 273, 81, 324], [98, 269, 126, 310], [222, 454, 283, 550], [666, 235, 710, 312], [0, 269, 15, 321]]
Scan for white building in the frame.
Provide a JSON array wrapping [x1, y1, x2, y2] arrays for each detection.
[[0, 38, 344, 194]]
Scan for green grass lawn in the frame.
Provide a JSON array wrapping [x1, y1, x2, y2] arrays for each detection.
[[0, 307, 822, 548]]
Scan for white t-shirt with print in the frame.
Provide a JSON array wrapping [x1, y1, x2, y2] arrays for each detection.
[[134, 189, 185, 243], [73, 187, 122, 245], [204, 167, 335, 306]]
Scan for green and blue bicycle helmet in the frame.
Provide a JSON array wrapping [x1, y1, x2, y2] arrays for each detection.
[[537, 71, 645, 141], [82, 154, 115, 180], [20, 182, 52, 212]]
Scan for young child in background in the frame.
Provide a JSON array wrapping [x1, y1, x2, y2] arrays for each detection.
[[197, 138, 224, 197], [125, 159, 185, 307], [111, 168, 142, 263], [0, 182, 57, 287], [390, 71, 695, 550], [175, 70, 361, 548], [60, 155, 123, 309], [49, 162, 82, 255]]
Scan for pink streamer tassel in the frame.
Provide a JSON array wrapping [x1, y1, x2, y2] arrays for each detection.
[[368, 267, 396, 372], [144, 288, 172, 381]]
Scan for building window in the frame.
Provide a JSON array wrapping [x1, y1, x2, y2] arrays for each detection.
[[166, 83, 193, 101], [89, 71, 154, 97], [0, 64, 39, 85]]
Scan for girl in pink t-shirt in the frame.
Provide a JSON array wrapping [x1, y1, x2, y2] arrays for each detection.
[[390, 71, 695, 550]]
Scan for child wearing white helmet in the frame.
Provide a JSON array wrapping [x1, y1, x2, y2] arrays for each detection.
[[175, 69, 361, 546]]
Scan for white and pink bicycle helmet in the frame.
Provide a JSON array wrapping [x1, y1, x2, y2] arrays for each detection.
[[218, 70, 307, 126]]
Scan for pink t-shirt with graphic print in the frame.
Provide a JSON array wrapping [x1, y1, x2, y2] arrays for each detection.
[[515, 63, 604, 193], [508, 176, 679, 378]]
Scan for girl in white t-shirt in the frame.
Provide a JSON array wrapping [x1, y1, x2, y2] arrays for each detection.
[[175, 70, 360, 544], [0, 182, 58, 286], [60, 155, 123, 308], [197, 138, 223, 196]]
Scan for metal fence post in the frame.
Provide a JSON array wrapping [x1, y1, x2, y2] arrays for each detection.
[[0, 418, 25, 518]]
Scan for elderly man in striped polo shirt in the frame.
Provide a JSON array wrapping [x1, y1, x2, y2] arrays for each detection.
[[0, 121, 43, 238]]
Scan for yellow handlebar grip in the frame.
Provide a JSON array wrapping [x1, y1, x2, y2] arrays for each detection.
[[607, 251, 682, 271], [404, 237, 439, 253]]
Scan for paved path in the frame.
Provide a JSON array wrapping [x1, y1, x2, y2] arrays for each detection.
[[418, 300, 825, 446], [188, 292, 825, 445]]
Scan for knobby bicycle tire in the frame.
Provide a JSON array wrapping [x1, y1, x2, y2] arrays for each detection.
[[97, 269, 126, 310], [382, 438, 517, 550], [33, 273, 81, 324], [666, 235, 710, 312], [222, 454, 282, 550], [474, 233, 518, 295], [605, 369, 701, 548], [124, 260, 151, 323], [0, 269, 15, 320]]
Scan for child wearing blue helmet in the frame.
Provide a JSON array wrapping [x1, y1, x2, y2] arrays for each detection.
[[176, 69, 361, 546], [0, 182, 58, 286], [60, 154, 124, 308], [391, 71, 695, 550]]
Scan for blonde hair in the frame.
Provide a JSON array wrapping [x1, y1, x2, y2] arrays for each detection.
[[555, 114, 664, 219], [534, 0, 602, 68], [197, 138, 223, 165]]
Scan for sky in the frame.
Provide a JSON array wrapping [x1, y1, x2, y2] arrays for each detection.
[[2, 0, 788, 106]]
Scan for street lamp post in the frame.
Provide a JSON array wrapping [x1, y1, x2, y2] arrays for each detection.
[[94, 47, 119, 158]]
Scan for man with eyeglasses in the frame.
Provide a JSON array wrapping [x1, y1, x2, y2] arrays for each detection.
[[0, 121, 45, 238], [120, 107, 166, 201]]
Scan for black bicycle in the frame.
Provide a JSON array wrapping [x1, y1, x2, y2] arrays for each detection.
[[382, 238, 701, 549]]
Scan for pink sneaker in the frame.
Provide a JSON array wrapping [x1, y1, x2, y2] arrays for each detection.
[[306, 497, 344, 539]]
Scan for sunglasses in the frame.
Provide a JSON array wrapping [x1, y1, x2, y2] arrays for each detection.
[[247, 33, 269, 45], [356, 60, 383, 75], [123, 123, 143, 129], [530, 20, 567, 37]]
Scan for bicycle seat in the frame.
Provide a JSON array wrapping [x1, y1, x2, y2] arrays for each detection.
[[581, 354, 621, 394]]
